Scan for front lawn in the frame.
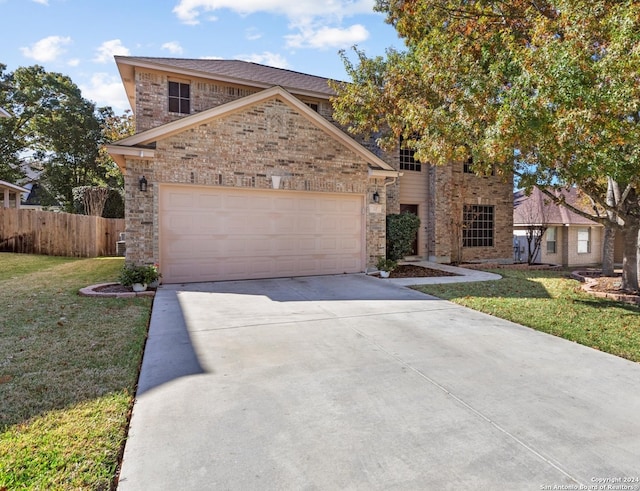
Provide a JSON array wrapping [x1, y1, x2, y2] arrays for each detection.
[[0, 253, 151, 490], [414, 268, 640, 363]]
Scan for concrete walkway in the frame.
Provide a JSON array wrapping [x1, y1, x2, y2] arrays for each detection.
[[117, 272, 640, 490], [381, 260, 502, 286]]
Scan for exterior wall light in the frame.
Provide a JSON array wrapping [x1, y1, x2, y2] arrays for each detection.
[[139, 175, 148, 192], [372, 191, 380, 203]]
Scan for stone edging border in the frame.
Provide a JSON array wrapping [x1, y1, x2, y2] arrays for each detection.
[[571, 271, 639, 306], [79, 282, 156, 298]]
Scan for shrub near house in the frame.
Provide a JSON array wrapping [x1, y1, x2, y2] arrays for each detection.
[[119, 264, 160, 286]]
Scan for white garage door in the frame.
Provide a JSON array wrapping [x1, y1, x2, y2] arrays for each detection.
[[159, 184, 364, 283]]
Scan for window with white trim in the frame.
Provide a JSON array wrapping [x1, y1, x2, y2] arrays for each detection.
[[399, 136, 422, 172], [577, 227, 591, 253], [546, 227, 557, 254]]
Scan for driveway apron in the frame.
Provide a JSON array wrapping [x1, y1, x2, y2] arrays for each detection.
[[117, 274, 640, 490]]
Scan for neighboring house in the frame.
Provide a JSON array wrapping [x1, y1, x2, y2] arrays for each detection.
[[107, 57, 513, 283], [20, 182, 61, 211], [514, 186, 623, 267], [0, 180, 28, 208]]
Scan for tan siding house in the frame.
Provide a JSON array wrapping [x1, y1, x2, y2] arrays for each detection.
[[108, 57, 513, 283], [514, 187, 622, 267]]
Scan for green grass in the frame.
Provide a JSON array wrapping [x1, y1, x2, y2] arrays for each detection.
[[414, 268, 640, 362], [0, 253, 151, 490]]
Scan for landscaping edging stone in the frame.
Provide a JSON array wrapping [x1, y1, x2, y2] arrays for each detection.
[[79, 283, 156, 298], [572, 270, 640, 306]]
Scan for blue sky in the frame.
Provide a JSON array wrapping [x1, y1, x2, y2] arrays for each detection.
[[1, 0, 402, 114]]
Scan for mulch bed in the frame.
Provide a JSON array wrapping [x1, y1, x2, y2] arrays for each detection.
[[94, 283, 134, 293], [387, 264, 458, 279], [93, 283, 157, 293]]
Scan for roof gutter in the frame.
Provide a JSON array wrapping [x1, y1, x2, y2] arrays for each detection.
[[105, 144, 155, 173], [368, 169, 403, 178]]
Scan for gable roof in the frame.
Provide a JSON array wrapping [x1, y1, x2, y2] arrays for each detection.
[[115, 56, 338, 111], [107, 85, 396, 175], [0, 107, 10, 118], [0, 179, 28, 194], [514, 186, 599, 226]]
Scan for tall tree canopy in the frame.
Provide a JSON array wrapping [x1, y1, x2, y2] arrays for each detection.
[[0, 64, 132, 211], [331, 0, 640, 290]]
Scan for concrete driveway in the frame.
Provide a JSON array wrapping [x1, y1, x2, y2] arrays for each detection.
[[117, 274, 640, 490]]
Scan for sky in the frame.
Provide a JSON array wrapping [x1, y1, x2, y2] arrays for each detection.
[[1, 0, 402, 114]]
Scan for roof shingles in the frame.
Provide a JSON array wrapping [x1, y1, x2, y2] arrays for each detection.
[[514, 187, 599, 226], [116, 56, 337, 97]]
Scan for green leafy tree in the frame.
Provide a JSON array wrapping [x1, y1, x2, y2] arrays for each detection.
[[96, 107, 134, 189], [0, 65, 130, 211], [331, 1, 640, 290]]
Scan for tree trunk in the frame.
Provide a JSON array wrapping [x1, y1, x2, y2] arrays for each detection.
[[621, 217, 639, 292], [602, 177, 618, 276], [601, 224, 616, 276]]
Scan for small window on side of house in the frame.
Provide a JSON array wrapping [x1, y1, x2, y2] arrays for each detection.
[[304, 102, 319, 112], [546, 227, 557, 254], [463, 157, 474, 174], [168, 81, 190, 114], [464, 156, 495, 176], [577, 227, 591, 253]]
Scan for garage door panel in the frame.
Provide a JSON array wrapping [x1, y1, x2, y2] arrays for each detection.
[[295, 216, 317, 234], [273, 197, 296, 211], [297, 198, 318, 212], [224, 194, 252, 210], [165, 190, 192, 209], [273, 237, 297, 253], [160, 185, 364, 283], [199, 194, 222, 208], [298, 238, 319, 252], [273, 217, 295, 234], [319, 237, 338, 251], [340, 238, 361, 252]]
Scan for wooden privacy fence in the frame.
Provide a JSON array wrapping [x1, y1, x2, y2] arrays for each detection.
[[0, 208, 125, 257]]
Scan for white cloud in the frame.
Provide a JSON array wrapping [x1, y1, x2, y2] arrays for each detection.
[[245, 27, 262, 41], [32, 0, 49, 4], [79, 73, 130, 113], [173, 0, 375, 25], [285, 24, 369, 49], [162, 41, 184, 55], [173, 0, 374, 52], [67, 58, 80, 67], [94, 39, 130, 64], [237, 51, 289, 69], [20, 35, 72, 62]]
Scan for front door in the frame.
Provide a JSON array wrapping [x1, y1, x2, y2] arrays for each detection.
[[400, 204, 419, 256]]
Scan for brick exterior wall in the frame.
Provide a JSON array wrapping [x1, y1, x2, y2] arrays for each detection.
[[124, 97, 386, 268], [428, 164, 513, 264], [126, 65, 513, 270]]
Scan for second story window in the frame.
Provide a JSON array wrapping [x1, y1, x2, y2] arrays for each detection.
[[463, 157, 474, 174], [464, 156, 495, 176], [399, 136, 421, 172], [168, 81, 190, 114]]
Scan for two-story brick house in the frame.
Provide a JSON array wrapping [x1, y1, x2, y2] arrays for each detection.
[[107, 57, 513, 283]]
